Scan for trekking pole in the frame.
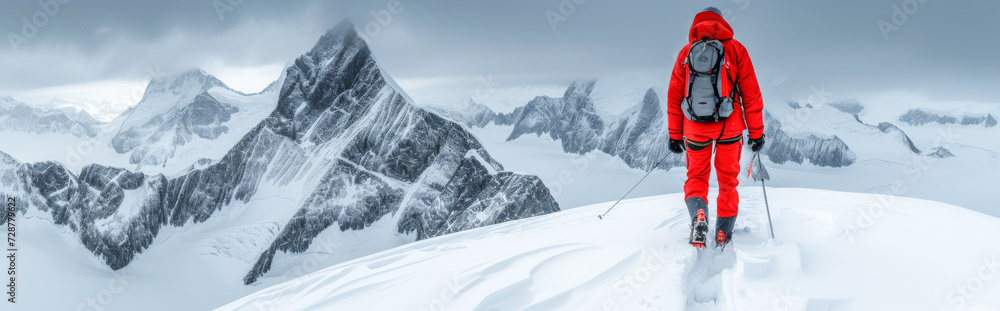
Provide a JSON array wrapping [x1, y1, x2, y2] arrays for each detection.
[[750, 152, 776, 239], [598, 152, 671, 219]]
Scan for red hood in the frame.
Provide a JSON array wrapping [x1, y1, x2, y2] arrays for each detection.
[[688, 11, 734, 43]]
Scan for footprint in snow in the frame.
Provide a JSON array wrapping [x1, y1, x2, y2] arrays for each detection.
[[683, 246, 738, 311]]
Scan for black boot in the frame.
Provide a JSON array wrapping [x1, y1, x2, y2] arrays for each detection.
[[715, 215, 737, 248], [686, 198, 709, 248], [685, 197, 708, 226]]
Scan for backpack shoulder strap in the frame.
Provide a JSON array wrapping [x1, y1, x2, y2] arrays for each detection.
[[726, 47, 741, 101]]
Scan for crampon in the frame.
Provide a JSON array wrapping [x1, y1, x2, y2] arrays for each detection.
[[689, 209, 709, 248]]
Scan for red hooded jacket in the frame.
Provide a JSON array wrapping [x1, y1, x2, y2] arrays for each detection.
[[667, 11, 765, 142]]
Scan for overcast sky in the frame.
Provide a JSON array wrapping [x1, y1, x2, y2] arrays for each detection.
[[1, 0, 998, 110]]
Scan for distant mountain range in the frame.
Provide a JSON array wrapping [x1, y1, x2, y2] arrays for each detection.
[[435, 80, 860, 170], [37, 97, 127, 123], [0, 96, 101, 137], [427, 74, 1000, 219]]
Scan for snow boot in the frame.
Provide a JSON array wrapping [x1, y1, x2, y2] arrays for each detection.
[[715, 215, 737, 249], [686, 197, 709, 248], [685, 197, 708, 226]]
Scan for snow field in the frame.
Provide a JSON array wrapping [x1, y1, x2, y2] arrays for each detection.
[[220, 188, 1000, 310]]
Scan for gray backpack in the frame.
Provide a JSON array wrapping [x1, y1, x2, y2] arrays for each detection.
[[682, 39, 738, 123]]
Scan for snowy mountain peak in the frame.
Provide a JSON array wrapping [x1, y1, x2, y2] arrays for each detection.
[[108, 66, 281, 170], [563, 80, 597, 98], [638, 87, 660, 113], [0, 95, 22, 108], [258, 68, 288, 95], [266, 20, 378, 143], [306, 20, 365, 62], [37, 97, 122, 123], [140, 68, 230, 103], [319, 20, 360, 44], [0, 96, 23, 109]]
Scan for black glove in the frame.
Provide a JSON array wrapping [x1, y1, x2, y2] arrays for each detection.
[[749, 134, 765, 152], [668, 138, 685, 154]]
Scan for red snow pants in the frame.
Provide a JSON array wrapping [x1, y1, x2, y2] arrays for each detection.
[[684, 136, 743, 218]]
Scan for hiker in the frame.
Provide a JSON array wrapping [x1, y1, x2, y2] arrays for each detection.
[[666, 7, 766, 248]]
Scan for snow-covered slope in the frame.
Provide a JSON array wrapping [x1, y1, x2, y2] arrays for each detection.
[[107, 69, 282, 175], [221, 188, 1000, 310]]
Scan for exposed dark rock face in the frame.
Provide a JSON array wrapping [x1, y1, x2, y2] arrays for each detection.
[[505, 81, 605, 154], [876, 122, 922, 154], [926, 147, 955, 158], [763, 111, 856, 167], [598, 89, 678, 170], [499, 82, 683, 171], [828, 100, 864, 115]]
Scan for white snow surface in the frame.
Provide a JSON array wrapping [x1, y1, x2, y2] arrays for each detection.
[[12, 179, 417, 311], [221, 188, 1000, 311]]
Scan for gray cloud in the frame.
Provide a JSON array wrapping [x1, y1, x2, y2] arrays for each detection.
[[1, 0, 998, 103]]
